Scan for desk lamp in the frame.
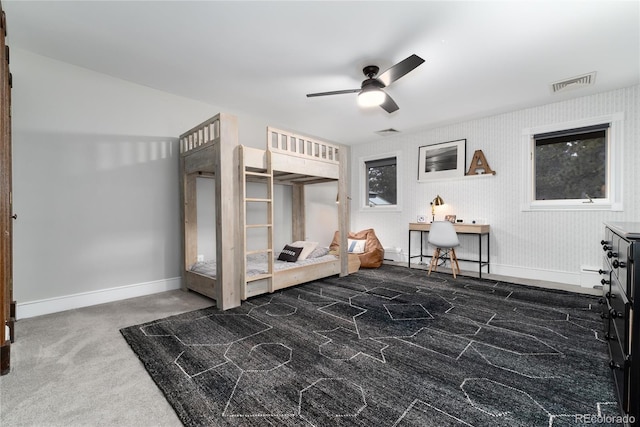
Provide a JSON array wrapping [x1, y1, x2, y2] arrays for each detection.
[[430, 195, 444, 222]]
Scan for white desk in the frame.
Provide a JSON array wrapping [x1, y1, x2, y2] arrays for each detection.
[[408, 222, 490, 278]]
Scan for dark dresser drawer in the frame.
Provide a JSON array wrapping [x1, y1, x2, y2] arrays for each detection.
[[617, 239, 631, 293], [602, 222, 640, 425], [608, 281, 627, 349]]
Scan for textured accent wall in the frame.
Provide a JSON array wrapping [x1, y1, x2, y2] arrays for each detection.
[[350, 85, 639, 286]]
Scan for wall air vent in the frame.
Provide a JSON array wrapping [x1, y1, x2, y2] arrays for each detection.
[[551, 72, 596, 93], [375, 128, 400, 137]]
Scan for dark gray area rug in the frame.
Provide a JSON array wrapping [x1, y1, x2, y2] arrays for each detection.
[[120, 265, 621, 426]]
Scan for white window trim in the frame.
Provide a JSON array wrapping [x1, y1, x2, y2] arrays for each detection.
[[521, 113, 624, 211], [359, 150, 402, 212]]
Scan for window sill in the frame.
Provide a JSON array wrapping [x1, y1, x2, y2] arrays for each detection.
[[360, 205, 402, 213], [521, 201, 623, 212]]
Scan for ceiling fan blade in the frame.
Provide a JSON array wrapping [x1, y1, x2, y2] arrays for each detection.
[[306, 88, 360, 98], [378, 54, 425, 87], [380, 93, 399, 113]]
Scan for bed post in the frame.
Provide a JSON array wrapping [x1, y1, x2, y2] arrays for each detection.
[[337, 146, 349, 276], [292, 183, 305, 241], [180, 168, 197, 291], [214, 113, 241, 310]]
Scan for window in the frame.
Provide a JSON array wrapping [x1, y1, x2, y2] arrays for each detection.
[[534, 124, 608, 201], [366, 157, 397, 206], [522, 113, 623, 211], [359, 153, 401, 210]]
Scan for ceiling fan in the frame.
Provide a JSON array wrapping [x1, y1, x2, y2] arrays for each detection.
[[306, 54, 425, 113]]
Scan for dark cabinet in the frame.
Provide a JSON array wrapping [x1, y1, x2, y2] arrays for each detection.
[[600, 222, 639, 425]]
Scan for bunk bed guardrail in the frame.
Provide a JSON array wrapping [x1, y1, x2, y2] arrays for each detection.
[[180, 116, 221, 155], [267, 127, 340, 165]]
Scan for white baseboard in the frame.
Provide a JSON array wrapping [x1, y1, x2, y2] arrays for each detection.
[[407, 259, 592, 291], [487, 263, 581, 286], [16, 277, 182, 320]]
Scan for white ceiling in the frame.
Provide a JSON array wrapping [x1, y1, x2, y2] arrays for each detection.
[[3, 1, 639, 145]]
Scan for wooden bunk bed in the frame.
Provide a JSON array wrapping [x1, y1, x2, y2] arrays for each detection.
[[179, 113, 349, 311]]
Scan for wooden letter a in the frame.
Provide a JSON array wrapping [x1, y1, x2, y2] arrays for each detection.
[[466, 150, 496, 176]]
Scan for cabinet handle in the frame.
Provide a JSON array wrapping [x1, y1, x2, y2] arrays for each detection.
[[603, 245, 612, 252], [11, 213, 17, 220], [601, 278, 610, 285], [609, 309, 624, 319], [612, 260, 627, 269], [598, 269, 609, 275], [609, 360, 623, 370], [601, 240, 611, 246], [607, 251, 618, 258], [606, 292, 616, 299]]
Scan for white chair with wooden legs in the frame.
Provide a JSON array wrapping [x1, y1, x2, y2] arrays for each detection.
[[427, 221, 461, 278]]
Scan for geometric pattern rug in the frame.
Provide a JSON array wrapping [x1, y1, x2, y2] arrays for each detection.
[[120, 265, 621, 426]]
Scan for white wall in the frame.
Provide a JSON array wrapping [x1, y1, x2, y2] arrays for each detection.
[[196, 177, 216, 260], [305, 182, 340, 246], [350, 85, 639, 288], [10, 49, 272, 318]]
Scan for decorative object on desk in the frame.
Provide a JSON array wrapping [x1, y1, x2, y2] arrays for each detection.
[[427, 221, 461, 278], [445, 215, 456, 223], [416, 215, 426, 223], [418, 139, 466, 181], [466, 149, 496, 176], [430, 195, 444, 222]]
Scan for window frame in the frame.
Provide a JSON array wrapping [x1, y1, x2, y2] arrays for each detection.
[[521, 113, 624, 211], [359, 151, 402, 212]]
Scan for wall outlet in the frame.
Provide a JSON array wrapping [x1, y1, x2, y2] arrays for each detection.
[[197, 254, 204, 262]]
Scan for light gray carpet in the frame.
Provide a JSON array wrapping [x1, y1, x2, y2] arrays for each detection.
[[121, 265, 621, 426], [0, 289, 212, 427]]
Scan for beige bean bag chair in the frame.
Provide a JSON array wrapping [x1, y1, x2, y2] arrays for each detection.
[[330, 228, 384, 268]]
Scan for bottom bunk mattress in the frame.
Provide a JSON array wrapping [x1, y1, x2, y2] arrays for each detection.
[[189, 248, 337, 279]]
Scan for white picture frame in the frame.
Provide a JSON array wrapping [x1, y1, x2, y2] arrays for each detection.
[[418, 139, 466, 181]]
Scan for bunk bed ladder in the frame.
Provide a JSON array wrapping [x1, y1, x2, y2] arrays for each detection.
[[241, 147, 275, 298]]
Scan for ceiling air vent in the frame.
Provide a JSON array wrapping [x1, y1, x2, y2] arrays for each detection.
[[551, 72, 596, 93], [375, 128, 400, 137]]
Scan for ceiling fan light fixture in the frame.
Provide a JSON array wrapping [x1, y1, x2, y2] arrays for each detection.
[[357, 87, 385, 107], [306, 54, 424, 113]]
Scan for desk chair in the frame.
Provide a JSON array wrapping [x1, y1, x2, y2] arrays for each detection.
[[427, 221, 461, 278]]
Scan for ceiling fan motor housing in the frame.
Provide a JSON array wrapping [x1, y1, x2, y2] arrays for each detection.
[[362, 65, 380, 79], [361, 78, 385, 90]]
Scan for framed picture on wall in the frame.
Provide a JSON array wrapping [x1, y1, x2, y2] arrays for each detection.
[[445, 215, 457, 223], [418, 139, 466, 181]]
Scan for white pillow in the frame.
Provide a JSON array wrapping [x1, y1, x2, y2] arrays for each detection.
[[347, 239, 366, 254], [289, 241, 318, 261]]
